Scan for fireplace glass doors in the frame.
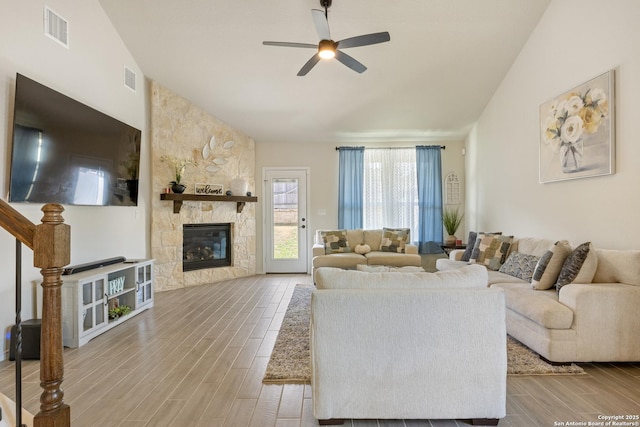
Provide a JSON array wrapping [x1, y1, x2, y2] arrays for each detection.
[[183, 223, 231, 271]]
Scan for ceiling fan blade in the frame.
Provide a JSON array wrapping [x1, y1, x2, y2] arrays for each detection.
[[337, 32, 391, 49], [311, 9, 331, 40], [335, 50, 367, 73], [297, 54, 321, 76], [263, 41, 318, 49]]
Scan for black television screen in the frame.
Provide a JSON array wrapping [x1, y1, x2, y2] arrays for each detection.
[[9, 74, 141, 206]]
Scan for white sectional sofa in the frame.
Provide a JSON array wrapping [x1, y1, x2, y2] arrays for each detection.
[[312, 228, 422, 281], [437, 236, 640, 363], [310, 265, 506, 425]]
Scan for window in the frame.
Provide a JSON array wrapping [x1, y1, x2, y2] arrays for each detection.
[[363, 148, 418, 233]]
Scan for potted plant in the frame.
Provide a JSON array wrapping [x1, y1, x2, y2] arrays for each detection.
[[442, 207, 463, 245], [160, 155, 197, 193], [108, 304, 131, 321]]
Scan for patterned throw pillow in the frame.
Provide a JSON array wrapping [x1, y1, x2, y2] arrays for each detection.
[[469, 233, 513, 270], [531, 240, 572, 290], [321, 230, 351, 254], [556, 242, 598, 293], [499, 251, 540, 282], [379, 227, 410, 253], [460, 231, 502, 261]]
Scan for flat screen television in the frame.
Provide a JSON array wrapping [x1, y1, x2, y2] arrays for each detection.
[[9, 73, 141, 206]]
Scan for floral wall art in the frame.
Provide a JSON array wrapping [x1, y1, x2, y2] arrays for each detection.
[[539, 70, 615, 183]]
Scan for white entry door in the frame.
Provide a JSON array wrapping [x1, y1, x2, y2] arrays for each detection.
[[264, 168, 309, 273]]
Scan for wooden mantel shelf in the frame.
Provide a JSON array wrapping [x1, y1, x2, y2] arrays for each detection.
[[160, 193, 258, 214]]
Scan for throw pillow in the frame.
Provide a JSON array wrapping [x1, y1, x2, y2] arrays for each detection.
[[379, 227, 410, 253], [531, 240, 572, 290], [320, 230, 351, 254], [498, 251, 540, 282], [556, 242, 598, 293], [469, 233, 513, 270], [460, 231, 502, 261]]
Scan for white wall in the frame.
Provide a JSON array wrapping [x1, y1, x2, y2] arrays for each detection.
[[255, 139, 466, 273], [466, 0, 640, 249], [0, 0, 148, 360]]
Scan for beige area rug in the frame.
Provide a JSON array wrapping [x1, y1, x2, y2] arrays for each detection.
[[263, 285, 585, 384]]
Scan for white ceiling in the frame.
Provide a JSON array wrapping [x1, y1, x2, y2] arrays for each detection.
[[98, 0, 551, 145]]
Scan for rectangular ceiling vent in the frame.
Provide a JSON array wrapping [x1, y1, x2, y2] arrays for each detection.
[[124, 66, 137, 92], [44, 6, 69, 48]]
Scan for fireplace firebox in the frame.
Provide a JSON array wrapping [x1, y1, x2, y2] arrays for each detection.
[[183, 223, 232, 271]]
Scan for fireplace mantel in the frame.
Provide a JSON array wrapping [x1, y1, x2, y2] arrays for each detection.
[[160, 193, 258, 213]]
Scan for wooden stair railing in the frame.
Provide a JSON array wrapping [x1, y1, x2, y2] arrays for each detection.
[[0, 200, 71, 427]]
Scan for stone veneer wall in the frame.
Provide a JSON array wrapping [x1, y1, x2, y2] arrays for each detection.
[[150, 81, 256, 291]]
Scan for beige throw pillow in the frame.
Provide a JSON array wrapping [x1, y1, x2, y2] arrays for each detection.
[[531, 240, 572, 290]]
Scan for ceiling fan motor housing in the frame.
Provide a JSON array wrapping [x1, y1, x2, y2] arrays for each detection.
[[319, 39, 336, 50], [320, 0, 332, 8]]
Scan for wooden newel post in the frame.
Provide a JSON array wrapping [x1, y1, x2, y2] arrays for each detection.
[[33, 204, 71, 427]]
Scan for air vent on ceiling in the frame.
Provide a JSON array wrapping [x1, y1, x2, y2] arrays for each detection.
[[44, 6, 69, 48], [124, 66, 137, 92]]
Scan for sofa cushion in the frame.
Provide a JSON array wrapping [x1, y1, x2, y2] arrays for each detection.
[[531, 240, 572, 290], [556, 242, 598, 293], [320, 230, 352, 254], [313, 253, 366, 270], [470, 233, 513, 270], [315, 264, 489, 290], [379, 227, 410, 253], [346, 229, 365, 250], [364, 251, 422, 267], [490, 283, 574, 329], [362, 229, 382, 249], [487, 270, 529, 285], [357, 265, 424, 272], [592, 249, 640, 285], [435, 258, 469, 271], [511, 237, 557, 257], [498, 252, 540, 282]]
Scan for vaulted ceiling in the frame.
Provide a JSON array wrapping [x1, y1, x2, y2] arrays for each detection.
[[99, 0, 551, 144]]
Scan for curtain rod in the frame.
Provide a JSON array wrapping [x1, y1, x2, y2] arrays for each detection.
[[335, 145, 445, 150]]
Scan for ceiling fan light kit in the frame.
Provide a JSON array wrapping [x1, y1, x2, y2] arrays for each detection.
[[262, 0, 390, 76], [318, 39, 337, 59]]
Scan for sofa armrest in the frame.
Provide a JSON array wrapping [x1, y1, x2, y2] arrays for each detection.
[[559, 282, 640, 361], [449, 249, 465, 260], [313, 244, 325, 257], [310, 288, 506, 420]]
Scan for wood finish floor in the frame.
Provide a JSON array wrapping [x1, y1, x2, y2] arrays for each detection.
[[1, 274, 640, 427]]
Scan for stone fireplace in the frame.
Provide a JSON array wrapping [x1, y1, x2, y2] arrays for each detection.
[[183, 223, 232, 271], [150, 81, 256, 291]]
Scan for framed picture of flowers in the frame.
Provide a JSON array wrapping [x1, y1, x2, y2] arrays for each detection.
[[539, 70, 615, 183]]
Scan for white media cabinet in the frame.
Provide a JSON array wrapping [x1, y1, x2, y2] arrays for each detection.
[[61, 259, 154, 348]]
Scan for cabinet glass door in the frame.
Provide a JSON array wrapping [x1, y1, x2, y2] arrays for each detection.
[[82, 278, 107, 332], [136, 263, 153, 307]]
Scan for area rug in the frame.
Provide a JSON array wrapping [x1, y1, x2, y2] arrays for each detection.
[[263, 285, 585, 384]]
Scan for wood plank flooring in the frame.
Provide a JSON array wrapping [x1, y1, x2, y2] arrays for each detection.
[[1, 274, 640, 427]]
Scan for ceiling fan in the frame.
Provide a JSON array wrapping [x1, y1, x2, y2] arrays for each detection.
[[262, 0, 390, 76]]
